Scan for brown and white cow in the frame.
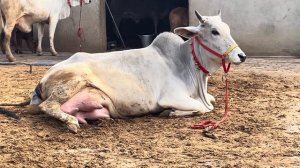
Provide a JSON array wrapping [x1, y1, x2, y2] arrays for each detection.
[[169, 7, 189, 33], [0, 0, 91, 62], [27, 11, 246, 133]]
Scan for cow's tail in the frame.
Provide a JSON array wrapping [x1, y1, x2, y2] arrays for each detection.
[[0, 99, 30, 119], [0, 98, 42, 119], [0, 107, 19, 119], [0, 99, 31, 107]]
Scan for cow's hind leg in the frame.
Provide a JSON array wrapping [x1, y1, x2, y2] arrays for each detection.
[[39, 100, 80, 133], [36, 23, 45, 56], [48, 16, 59, 56]]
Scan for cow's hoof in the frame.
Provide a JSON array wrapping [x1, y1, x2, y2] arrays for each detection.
[[37, 52, 43, 56], [159, 109, 173, 117], [15, 50, 23, 54], [66, 118, 80, 133], [51, 52, 58, 56], [207, 94, 216, 106], [67, 123, 80, 133], [7, 56, 16, 62]]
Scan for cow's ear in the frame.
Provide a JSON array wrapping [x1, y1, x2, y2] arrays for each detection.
[[174, 26, 200, 38]]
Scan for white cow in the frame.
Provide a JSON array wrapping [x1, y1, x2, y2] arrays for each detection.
[[28, 11, 246, 133], [0, 0, 91, 62]]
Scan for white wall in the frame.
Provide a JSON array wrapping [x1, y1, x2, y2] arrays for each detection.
[[189, 0, 300, 56]]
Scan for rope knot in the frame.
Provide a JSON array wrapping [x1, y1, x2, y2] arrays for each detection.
[[77, 28, 85, 41]]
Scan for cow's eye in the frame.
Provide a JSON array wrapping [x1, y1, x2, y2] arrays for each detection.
[[211, 30, 220, 36]]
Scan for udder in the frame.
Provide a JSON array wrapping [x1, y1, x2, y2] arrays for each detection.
[[60, 87, 110, 124]]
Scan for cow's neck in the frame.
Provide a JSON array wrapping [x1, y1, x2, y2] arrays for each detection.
[[178, 38, 222, 110], [189, 37, 221, 74]]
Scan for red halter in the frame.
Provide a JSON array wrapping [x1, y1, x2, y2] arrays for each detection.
[[191, 36, 233, 74], [191, 36, 238, 130]]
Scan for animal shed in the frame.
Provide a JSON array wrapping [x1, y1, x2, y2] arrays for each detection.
[[27, 0, 188, 53], [0, 0, 299, 167]]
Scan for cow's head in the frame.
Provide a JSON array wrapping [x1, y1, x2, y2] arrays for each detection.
[[68, 0, 92, 7], [174, 10, 246, 64]]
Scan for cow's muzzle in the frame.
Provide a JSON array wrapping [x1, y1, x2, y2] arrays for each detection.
[[238, 53, 246, 62]]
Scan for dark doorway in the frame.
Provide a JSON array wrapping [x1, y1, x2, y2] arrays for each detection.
[[106, 0, 188, 49]]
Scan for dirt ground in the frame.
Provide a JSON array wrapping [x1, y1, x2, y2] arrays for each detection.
[[0, 56, 299, 167]]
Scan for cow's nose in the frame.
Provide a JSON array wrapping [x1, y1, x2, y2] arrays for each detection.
[[238, 53, 246, 62]]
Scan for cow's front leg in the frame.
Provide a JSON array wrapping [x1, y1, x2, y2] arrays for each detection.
[[48, 16, 59, 56], [159, 94, 209, 112], [39, 100, 80, 133], [159, 109, 200, 117], [3, 22, 16, 62], [36, 23, 45, 56], [207, 93, 216, 105]]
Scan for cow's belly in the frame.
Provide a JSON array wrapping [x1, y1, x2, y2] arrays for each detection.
[[89, 74, 162, 117], [60, 86, 159, 123]]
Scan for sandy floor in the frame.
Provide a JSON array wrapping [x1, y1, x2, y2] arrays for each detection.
[[0, 56, 299, 167]]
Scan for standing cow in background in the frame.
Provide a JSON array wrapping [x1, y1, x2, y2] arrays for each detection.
[[169, 7, 189, 33], [0, 0, 91, 62]]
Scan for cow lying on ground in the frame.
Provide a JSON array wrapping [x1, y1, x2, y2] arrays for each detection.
[[25, 11, 246, 133], [0, 0, 91, 62], [169, 7, 189, 33]]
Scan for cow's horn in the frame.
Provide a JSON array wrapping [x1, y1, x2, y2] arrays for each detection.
[[195, 10, 205, 23]]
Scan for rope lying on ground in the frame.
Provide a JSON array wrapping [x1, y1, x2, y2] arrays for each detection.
[[0, 61, 55, 73], [0, 62, 55, 66]]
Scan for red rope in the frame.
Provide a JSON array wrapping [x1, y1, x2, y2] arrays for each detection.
[[190, 36, 232, 130], [191, 72, 230, 130], [222, 59, 231, 73], [77, 0, 85, 52], [67, 0, 71, 7], [191, 37, 210, 74], [195, 36, 223, 58]]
